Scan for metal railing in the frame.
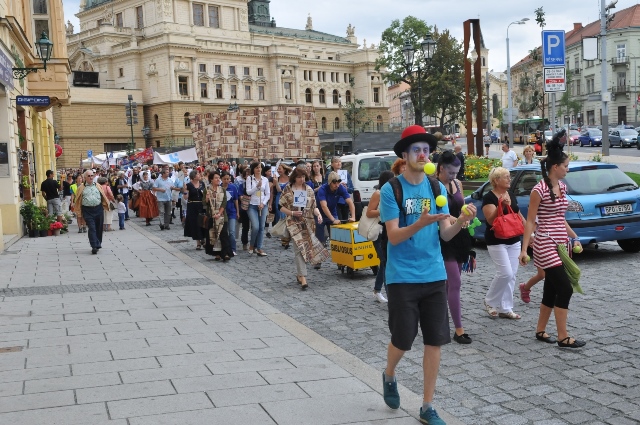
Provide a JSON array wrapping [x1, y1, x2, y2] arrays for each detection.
[[612, 56, 630, 65], [611, 84, 630, 93]]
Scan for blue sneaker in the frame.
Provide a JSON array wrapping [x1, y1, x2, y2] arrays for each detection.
[[419, 407, 446, 425], [382, 371, 400, 409]]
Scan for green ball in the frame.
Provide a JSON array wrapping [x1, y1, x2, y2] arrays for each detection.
[[525, 255, 531, 262], [573, 245, 583, 254]]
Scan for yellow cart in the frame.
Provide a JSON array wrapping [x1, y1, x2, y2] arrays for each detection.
[[330, 222, 380, 278]]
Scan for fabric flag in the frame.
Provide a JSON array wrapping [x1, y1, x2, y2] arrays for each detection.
[[130, 147, 154, 163]]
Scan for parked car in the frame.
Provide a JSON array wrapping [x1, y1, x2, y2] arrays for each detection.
[[338, 150, 396, 219], [464, 162, 640, 252], [568, 130, 581, 145], [578, 129, 603, 146], [609, 129, 638, 148], [615, 124, 636, 130], [490, 129, 501, 143]]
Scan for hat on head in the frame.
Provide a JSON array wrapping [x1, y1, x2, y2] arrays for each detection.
[[393, 125, 438, 158]]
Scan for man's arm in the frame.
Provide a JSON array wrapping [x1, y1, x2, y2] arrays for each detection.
[[345, 198, 356, 221]]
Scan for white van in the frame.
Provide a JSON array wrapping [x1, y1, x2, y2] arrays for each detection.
[[337, 150, 396, 218]]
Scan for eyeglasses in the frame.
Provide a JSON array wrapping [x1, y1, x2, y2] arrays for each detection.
[[86, 174, 95, 177], [331, 179, 342, 184]]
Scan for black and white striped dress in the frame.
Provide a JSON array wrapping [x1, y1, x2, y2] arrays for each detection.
[[532, 180, 568, 269]]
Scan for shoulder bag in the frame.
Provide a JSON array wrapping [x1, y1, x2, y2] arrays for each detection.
[[240, 180, 251, 211], [357, 206, 382, 241], [492, 197, 524, 239]]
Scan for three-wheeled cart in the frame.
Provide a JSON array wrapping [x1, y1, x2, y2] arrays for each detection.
[[330, 222, 379, 278]]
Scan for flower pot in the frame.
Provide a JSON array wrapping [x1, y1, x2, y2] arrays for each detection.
[[39, 230, 48, 237], [53, 229, 61, 236], [29, 229, 39, 238]]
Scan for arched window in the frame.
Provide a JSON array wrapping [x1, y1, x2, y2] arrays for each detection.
[[319, 89, 326, 104], [376, 115, 383, 132], [334, 117, 340, 130], [154, 114, 159, 130], [345, 90, 351, 103], [184, 112, 190, 128], [305, 88, 312, 103], [481, 56, 486, 67], [332, 90, 339, 104], [321, 117, 327, 130]]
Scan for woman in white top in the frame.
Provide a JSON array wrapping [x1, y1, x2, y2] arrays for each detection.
[[518, 145, 540, 166], [245, 162, 271, 256]]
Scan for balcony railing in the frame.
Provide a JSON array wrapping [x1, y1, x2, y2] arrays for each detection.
[[572, 68, 581, 75], [612, 56, 629, 65], [612, 84, 630, 93]]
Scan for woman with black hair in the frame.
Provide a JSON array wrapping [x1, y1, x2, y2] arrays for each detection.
[[366, 170, 395, 303], [437, 151, 474, 344], [519, 130, 585, 348]]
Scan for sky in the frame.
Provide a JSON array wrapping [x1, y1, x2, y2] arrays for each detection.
[[62, 0, 636, 73]]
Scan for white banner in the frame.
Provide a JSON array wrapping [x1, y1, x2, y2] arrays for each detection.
[[153, 148, 198, 165]]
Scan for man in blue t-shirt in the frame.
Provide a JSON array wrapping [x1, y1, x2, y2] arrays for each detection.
[[316, 171, 355, 244], [378, 125, 477, 425], [325, 157, 354, 221]]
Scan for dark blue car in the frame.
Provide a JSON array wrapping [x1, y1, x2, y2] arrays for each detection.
[[578, 129, 603, 147], [464, 162, 640, 252]]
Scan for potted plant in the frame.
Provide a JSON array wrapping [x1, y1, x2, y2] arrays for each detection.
[[19, 200, 39, 237], [36, 214, 50, 237], [50, 221, 63, 236]]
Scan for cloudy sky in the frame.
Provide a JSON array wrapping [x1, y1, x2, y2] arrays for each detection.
[[62, 0, 632, 72]]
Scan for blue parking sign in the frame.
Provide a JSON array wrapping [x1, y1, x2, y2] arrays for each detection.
[[87, 150, 93, 158], [542, 30, 565, 67]]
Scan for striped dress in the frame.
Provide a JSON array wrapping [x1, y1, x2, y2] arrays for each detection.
[[532, 180, 568, 269]]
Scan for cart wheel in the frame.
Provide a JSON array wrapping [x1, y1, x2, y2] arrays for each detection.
[[347, 267, 354, 278], [339, 265, 345, 274], [371, 266, 379, 276]]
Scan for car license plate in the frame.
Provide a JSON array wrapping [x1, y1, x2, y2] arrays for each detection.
[[602, 204, 632, 215]]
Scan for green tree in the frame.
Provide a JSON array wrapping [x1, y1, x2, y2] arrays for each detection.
[[343, 79, 372, 142], [557, 70, 583, 119]]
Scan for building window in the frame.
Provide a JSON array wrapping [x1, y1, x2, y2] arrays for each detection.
[[245, 85, 251, 100], [305, 88, 312, 103], [331, 72, 335, 83], [156, 140, 161, 148], [208, 5, 219, 28], [244, 67, 250, 76], [481, 56, 486, 67], [154, 114, 159, 129], [373, 87, 380, 103], [136, 6, 144, 29], [178, 76, 189, 96], [184, 112, 190, 128], [317, 71, 321, 81], [376, 115, 383, 131], [199, 64, 206, 73], [193, 4, 204, 26], [344, 73, 348, 83], [258, 86, 265, 100], [257, 68, 264, 77], [34, 20, 49, 40], [345, 90, 351, 103], [319, 89, 326, 104], [201, 82, 208, 98], [617, 44, 626, 58], [33, 0, 47, 14], [118, 68, 124, 77], [216, 84, 223, 99], [230, 84, 237, 99], [574, 56, 579, 71], [334, 117, 340, 130], [115, 13, 123, 27], [308, 70, 312, 81], [229, 66, 236, 76], [332, 90, 339, 104], [321, 117, 327, 130], [214, 65, 221, 74], [304, 70, 308, 81], [576, 81, 581, 95], [284, 82, 292, 100]]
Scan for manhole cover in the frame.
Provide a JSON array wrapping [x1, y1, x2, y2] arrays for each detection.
[[0, 346, 23, 353], [167, 240, 189, 244]]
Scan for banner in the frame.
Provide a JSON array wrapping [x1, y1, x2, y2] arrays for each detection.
[[130, 147, 154, 163], [152, 147, 198, 164]]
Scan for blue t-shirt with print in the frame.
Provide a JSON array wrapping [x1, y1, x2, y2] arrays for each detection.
[[379, 174, 449, 285], [224, 184, 239, 218]]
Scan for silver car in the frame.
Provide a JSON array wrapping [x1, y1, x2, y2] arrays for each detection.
[[609, 129, 638, 148]]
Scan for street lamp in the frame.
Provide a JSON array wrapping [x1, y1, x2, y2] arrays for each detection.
[[402, 33, 437, 126], [506, 18, 529, 147], [12, 32, 54, 80]]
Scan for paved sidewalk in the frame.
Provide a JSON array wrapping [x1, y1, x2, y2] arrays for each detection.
[[0, 220, 463, 425]]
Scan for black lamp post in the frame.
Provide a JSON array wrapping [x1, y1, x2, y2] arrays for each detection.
[[12, 32, 54, 80], [402, 33, 436, 127]]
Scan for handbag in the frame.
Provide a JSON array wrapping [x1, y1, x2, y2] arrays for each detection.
[[266, 212, 275, 224], [271, 219, 288, 238], [357, 206, 382, 241], [108, 200, 117, 211], [198, 213, 210, 229], [492, 197, 524, 239]]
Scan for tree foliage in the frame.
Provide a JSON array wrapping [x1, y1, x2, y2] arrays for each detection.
[[515, 7, 547, 118], [342, 79, 372, 142], [557, 70, 582, 117]]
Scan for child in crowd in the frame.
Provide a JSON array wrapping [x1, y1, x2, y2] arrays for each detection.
[[117, 194, 127, 230]]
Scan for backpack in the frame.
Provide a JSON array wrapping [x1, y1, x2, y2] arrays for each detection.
[[386, 175, 441, 227]]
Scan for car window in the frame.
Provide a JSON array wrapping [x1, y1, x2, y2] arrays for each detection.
[[514, 171, 542, 196], [357, 157, 394, 181], [620, 130, 637, 136], [563, 167, 638, 195]]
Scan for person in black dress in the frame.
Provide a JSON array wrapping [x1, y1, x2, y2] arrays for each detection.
[[183, 170, 205, 250]]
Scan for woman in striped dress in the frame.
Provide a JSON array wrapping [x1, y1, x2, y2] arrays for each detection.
[[519, 131, 585, 348]]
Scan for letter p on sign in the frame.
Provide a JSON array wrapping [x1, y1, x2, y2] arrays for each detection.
[[542, 30, 566, 67], [547, 35, 560, 55]]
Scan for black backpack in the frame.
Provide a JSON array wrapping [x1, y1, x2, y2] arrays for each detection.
[[386, 175, 442, 226]]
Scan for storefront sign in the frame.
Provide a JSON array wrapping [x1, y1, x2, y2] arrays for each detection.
[[0, 50, 13, 90], [16, 96, 50, 106]]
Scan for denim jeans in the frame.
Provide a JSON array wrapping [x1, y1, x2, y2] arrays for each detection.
[[82, 204, 104, 249], [373, 235, 387, 293], [315, 217, 332, 244], [122, 192, 129, 219], [247, 204, 267, 249], [227, 217, 237, 252], [118, 213, 125, 229]]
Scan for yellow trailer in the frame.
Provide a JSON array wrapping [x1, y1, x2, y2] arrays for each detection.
[[330, 222, 380, 278]]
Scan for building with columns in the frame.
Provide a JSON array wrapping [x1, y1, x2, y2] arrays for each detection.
[[0, 0, 71, 248], [56, 0, 389, 165]]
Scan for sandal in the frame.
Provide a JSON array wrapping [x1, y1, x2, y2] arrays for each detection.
[[498, 311, 521, 320], [519, 283, 531, 303], [214, 256, 221, 261], [535, 331, 556, 344], [483, 300, 498, 318], [557, 337, 586, 348], [196, 244, 202, 250]]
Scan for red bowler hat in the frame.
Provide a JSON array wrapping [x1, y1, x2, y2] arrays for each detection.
[[393, 125, 438, 158]]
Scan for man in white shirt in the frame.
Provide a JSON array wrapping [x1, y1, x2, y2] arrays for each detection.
[[500, 143, 519, 169]]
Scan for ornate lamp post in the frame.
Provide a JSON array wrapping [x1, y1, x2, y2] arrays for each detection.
[[402, 33, 437, 126], [12, 32, 54, 79]]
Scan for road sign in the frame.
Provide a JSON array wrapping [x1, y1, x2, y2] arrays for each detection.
[[87, 150, 93, 158], [544, 67, 566, 93], [502, 107, 518, 122], [16, 96, 50, 106], [542, 30, 566, 67]]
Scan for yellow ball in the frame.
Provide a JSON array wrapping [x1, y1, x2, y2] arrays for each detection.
[[525, 255, 531, 262], [461, 204, 469, 215], [423, 162, 436, 175], [573, 245, 583, 254], [435, 195, 447, 208]]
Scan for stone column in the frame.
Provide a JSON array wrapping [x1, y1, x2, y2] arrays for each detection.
[[169, 56, 176, 100]]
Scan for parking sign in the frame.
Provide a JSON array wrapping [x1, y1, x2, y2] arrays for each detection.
[[542, 30, 565, 67], [544, 67, 566, 93], [87, 150, 93, 158]]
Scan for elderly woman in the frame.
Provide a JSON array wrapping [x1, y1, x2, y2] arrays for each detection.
[[183, 170, 205, 250], [71, 175, 86, 233], [279, 167, 329, 289], [482, 167, 526, 319], [518, 145, 540, 166], [98, 177, 116, 232], [203, 170, 233, 261], [133, 171, 158, 226]]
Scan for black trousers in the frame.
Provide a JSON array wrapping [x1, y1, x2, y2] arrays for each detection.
[[541, 265, 573, 309]]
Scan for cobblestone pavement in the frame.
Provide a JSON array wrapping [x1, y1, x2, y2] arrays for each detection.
[[147, 217, 640, 425]]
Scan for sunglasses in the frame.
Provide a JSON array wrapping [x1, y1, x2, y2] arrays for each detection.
[[86, 174, 95, 177], [331, 179, 342, 184]]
